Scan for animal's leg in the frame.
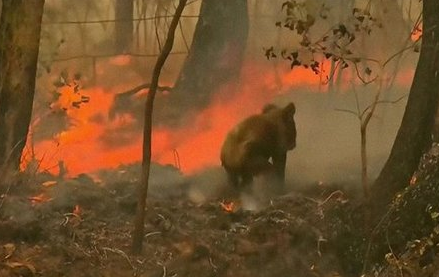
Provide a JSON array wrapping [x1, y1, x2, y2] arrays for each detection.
[[227, 170, 239, 187], [241, 173, 253, 187], [272, 151, 287, 193]]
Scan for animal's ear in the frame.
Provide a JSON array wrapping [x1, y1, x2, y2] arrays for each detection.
[[282, 102, 296, 123], [284, 102, 295, 116]]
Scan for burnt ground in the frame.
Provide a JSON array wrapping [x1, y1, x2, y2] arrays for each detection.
[[1, 158, 439, 277], [0, 164, 352, 277]]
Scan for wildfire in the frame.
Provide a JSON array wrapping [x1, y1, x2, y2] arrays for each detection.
[[410, 175, 417, 186], [73, 204, 81, 216], [411, 23, 422, 42], [42, 180, 57, 187], [28, 61, 414, 178], [220, 200, 237, 213], [28, 193, 53, 205]]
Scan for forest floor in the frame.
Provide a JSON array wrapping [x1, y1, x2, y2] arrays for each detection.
[[3, 160, 434, 277], [0, 164, 355, 277], [4, 144, 439, 277]]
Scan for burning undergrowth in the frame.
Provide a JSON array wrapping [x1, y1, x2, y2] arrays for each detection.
[[26, 59, 358, 178], [27, 61, 411, 187]]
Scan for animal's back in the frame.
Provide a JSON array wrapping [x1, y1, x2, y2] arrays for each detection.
[[220, 115, 277, 172]]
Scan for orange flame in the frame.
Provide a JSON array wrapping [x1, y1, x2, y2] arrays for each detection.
[[411, 23, 422, 42], [28, 193, 53, 205], [42, 181, 57, 187], [27, 62, 414, 177], [410, 176, 417, 186], [220, 200, 236, 213], [73, 205, 81, 216]]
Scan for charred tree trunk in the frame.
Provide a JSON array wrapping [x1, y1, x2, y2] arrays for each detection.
[[371, 0, 439, 213], [0, 0, 45, 175], [132, 0, 187, 255], [114, 0, 134, 53], [157, 0, 249, 125]]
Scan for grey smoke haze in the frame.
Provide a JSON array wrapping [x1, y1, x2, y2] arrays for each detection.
[[29, 0, 418, 193], [283, 87, 407, 186], [127, 81, 410, 205], [182, 83, 408, 201]]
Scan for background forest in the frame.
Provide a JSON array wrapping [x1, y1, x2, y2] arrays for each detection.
[[4, 0, 420, 181]]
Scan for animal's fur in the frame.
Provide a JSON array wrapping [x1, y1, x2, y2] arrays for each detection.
[[220, 102, 296, 189]]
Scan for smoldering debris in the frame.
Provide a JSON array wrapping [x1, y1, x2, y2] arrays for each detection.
[[0, 173, 347, 277], [184, 167, 228, 204], [99, 163, 186, 201]]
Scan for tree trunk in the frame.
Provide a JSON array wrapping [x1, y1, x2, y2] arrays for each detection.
[[132, 0, 187, 255], [156, 0, 249, 125], [0, 0, 45, 175], [371, 0, 439, 213], [114, 0, 134, 53]]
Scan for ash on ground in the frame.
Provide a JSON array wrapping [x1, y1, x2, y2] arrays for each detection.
[[0, 163, 373, 277]]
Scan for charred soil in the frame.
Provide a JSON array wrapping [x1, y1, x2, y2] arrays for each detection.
[[1, 158, 439, 277]]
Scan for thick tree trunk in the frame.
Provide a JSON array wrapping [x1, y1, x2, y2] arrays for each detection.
[[371, 0, 439, 213], [0, 0, 45, 174], [114, 0, 134, 53], [156, 0, 249, 125]]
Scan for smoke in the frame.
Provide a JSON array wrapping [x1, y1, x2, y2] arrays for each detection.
[[176, 77, 410, 209], [29, 0, 418, 191], [280, 86, 408, 188], [185, 167, 228, 203]]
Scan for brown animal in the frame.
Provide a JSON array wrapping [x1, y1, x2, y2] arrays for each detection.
[[220, 102, 296, 190]]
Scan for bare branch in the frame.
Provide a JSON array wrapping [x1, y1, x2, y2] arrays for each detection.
[[322, 60, 342, 85], [186, 0, 201, 6], [348, 57, 381, 64], [361, 71, 386, 131], [382, 43, 418, 68], [109, 83, 173, 119], [178, 19, 190, 52], [119, 83, 172, 97], [360, 94, 407, 119], [353, 62, 378, 85], [42, 15, 199, 25], [51, 51, 187, 62], [382, 23, 439, 69], [154, 7, 163, 52], [353, 92, 361, 118], [334, 108, 359, 118]]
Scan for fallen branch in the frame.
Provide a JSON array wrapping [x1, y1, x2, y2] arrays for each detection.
[[109, 83, 173, 119], [118, 83, 172, 98], [102, 247, 135, 270]]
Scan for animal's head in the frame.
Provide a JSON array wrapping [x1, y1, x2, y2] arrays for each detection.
[[261, 104, 278, 114], [282, 102, 296, 149]]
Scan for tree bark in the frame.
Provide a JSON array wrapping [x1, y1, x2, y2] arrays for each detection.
[[132, 0, 187, 255], [0, 0, 45, 175], [114, 0, 134, 54], [156, 0, 249, 125], [371, 0, 439, 213]]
